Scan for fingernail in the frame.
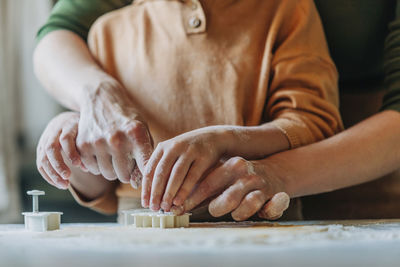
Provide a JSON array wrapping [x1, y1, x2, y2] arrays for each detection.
[[61, 171, 70, 180], [80, 164, 88, 172], [183, 199, 192, 210], [72, 158, 81, 166], [160, 201, 170, 211], [142, 199, 149, 208], [130, 179, 139, 189], [58, 182, 68, 190], [173, 197, 183, 206], [170, 205, 184, 215], [150, 203, 159, 211]]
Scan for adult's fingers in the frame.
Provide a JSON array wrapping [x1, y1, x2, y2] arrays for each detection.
[[45, 134, 71, 180], [231, 190, 267, 221], [78, 143, 100, 175], [161, 155, 193, 211], [208, 176, 263, 218], [108, 131, 132, 183], [37, 134, 57, 187], [111, 151, 133, 183], [59, 121, 81, 167], [134, 139, 153, 175], [42, 155, 69, 189], [258, 192, 290, 220], [130, 165, 143, 189], [126, 120, 153, 173], [38, 167, 58, 188], [93, 141, 117, 180]]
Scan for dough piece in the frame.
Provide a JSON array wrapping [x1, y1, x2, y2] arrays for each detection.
[[121, 209, 151, 226], [175, 214, 190, 228]]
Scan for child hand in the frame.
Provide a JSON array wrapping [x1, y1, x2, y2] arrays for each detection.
[[36, 112, 82, 189], [181, 157, 290, 221], [142, 126, 231, 211]]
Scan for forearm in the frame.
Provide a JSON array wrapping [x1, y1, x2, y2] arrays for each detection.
[[69, 169, 112, 200], [222, 123, 290, 159], [263, 110, 400, 198], [68, 165, 118, 214], [33, 30, 123, 111]]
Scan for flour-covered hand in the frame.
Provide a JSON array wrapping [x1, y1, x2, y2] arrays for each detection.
[[36, 112, 82, 189], [77, 81, 153, 187], [182, 157, 290, 221], [142, 126, 231, 211]]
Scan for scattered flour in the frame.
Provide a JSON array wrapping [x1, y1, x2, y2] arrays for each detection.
[[1, 221, 400, 253], [2, 221, 400, 267]]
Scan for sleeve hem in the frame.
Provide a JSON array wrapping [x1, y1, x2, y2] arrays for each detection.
[[36, 26, 87, 44], [270, 118, 302, 149]]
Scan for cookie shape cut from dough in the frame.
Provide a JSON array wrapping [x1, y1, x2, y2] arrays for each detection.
[[121, 209, 191, 228], [22, 190, 63, 232]]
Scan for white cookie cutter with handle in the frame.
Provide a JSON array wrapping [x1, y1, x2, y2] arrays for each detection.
[[22, 190, 63, 232], [121, 209, 191, 228]]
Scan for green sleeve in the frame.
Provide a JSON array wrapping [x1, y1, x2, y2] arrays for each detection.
[[36, 0, 132, 42], [382, 0, 400, 112]]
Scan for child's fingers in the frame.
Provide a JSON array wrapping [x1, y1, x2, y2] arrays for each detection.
[[231, 190, 267, 221], [258, 192, 290, 220], [208, 176, 261, 218], [141, 148, 163, 208], [161, 155, 193, 211], [172, 159, 212, 206], [45, 138, 71, 180], [183, 161, 234, 212], [183, 157, 250, 212], [59, 124, 81, 166], [42, 155, 69, 189], [150, 153, 177, 210]]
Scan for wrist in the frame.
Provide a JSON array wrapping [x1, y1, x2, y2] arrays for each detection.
[[209, 126, 242, 156], [79, 77, 130, 109], [80, 80, 138, 117], [220, 124, 290, 159], [219, 126, 246, 156], [260, 155, 297, 198]]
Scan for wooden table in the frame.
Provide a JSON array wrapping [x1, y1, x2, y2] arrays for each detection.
[[1, 220, 400, 267]]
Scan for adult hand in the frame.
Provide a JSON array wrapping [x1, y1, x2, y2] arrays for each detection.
[[36, 112, 82, 189], [180, 157, 290, 221], [142, 126, 232, 211], [77, 81, 153, 187]]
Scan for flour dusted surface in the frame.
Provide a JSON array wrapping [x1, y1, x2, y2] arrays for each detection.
[[1, 220, 400, 267]]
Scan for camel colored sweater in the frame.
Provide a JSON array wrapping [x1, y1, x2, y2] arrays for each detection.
[[71, 0, 343, 214]]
